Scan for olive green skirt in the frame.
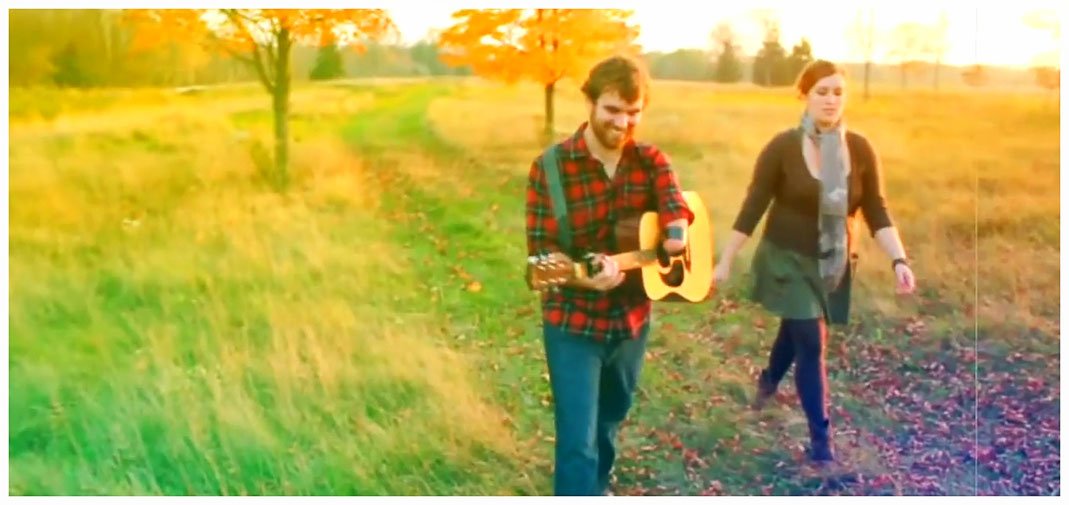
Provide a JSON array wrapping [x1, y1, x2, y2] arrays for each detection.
[[747, 238, 853, 325]]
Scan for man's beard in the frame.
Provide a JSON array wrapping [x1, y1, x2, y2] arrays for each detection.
[[590, 116, 630, 150]]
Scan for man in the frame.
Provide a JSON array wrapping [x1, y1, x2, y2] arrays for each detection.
[[525, 55, 694, 496]]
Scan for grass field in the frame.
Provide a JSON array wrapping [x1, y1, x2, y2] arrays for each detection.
[[7, 77, 1060, 495]]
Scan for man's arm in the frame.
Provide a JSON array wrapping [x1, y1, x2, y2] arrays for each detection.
[[646, 147, 695, 254]]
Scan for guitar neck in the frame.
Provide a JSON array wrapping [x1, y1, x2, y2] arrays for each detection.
[[608, 249, 659, 271]]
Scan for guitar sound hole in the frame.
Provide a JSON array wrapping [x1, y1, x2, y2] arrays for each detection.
[[660, 261, 685, 287]]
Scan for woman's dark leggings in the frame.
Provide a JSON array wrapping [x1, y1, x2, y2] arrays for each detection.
[[764, 318, 829, 429]]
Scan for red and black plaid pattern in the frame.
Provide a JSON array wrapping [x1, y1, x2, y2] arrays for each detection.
[[526, 122, 694, 341]]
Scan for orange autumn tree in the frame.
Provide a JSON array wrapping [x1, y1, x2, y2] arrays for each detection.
[[124, 9, 395, 188], [438, 9, 640, 140]]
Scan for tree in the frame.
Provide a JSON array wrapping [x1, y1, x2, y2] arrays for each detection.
[[646, 49, 714, 81], [928, 12, 950, 91], [1023, 9, 1060, 104], [750, 9, 790, 86], [961, 64, 989, 87], [961, 9, 988, 88], [346, 40, 421, 77], [887, 22, 930, 89], [1033, 66, 1059, 103], [710, 21, 735, 50], [410, 29, 473, 76], [846, 9, 877, 100], [714, 44, 743, 83], [52, 42, 90, 87], [786, 38, 814, 83], [9, 9, 255, 88], [410, 39, 450, 75], [10, 9, 58, 86], [751, 9, 780, 43], [124, 9, 395, 189], [710, 21, 743, 83], [752, 40, 790, 86], [309, 43, 345, 80], [438, 9, 640, 141], [12, 10, 115, 87]]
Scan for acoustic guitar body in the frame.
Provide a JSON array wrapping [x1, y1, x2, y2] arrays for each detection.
[[526, 191, 714, 303], [613, 191, 714, 302]]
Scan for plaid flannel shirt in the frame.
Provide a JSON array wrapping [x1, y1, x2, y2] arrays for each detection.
[[526, 122, 694, 341]]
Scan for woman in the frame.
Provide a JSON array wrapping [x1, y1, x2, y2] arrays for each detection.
[[713, 60, 916, 463]]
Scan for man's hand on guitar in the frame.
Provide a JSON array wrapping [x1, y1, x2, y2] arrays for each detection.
[[663, 238, 686, 256], [584, 254, 626, 292], [662, 220, 688, 256]]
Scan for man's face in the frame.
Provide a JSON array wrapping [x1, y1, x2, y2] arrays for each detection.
[[587, 89, 643, 150]]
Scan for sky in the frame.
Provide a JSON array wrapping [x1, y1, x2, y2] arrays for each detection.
[[385, 1, 1064, 68]]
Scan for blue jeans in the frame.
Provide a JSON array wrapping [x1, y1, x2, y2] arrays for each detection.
[[542, 323, 650, 496]]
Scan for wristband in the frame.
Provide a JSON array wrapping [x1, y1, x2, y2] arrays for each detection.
[[665, 226, 686, 241]]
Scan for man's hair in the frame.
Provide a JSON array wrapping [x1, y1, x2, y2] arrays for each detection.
[[581, 54, 650, 105]]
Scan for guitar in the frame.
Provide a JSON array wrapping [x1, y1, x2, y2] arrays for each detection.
[[526, 191, 714, 302]]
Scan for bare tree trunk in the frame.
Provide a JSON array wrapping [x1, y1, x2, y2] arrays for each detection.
[[934, 57, 941, 91], [537, 9, 556, 144], [544, 81, 555, 142], [272, 28, 292, 189], [864, 10, 873, 100], [863, 60, 871, 100], [99, 10, 113, 77]]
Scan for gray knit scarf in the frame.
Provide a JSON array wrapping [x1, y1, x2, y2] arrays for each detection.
[[800, 111, 849, 292]]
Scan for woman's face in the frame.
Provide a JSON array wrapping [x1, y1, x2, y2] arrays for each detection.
[[805, 73, 846, 126]]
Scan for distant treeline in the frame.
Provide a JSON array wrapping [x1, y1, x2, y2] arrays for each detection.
[[9, 9, 1045, 91], [643, 48, 1044, 90], [9, 10, 473, 88]]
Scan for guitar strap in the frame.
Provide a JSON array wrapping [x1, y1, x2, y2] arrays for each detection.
[[541, 144, 574, 256], [543, 142, 674, 257], [636, 145, 659, 214]]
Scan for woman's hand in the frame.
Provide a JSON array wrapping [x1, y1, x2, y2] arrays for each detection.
[[714, 260, 731, 285], [713, 231, 750, 287], [894, 262, 916, 295]]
